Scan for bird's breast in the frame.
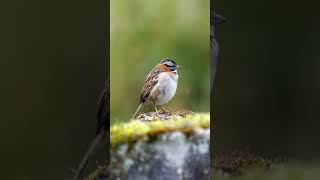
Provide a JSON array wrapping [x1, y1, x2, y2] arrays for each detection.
[[149, 72, 178, 106]]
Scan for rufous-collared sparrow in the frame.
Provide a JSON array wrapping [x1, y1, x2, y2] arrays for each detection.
[[133, 58, 180, 118]]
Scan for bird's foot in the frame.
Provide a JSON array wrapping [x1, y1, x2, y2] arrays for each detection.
[[160, 106, 170, 113]]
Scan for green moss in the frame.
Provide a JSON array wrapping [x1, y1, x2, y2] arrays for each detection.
[[110, 112, 210, 147]]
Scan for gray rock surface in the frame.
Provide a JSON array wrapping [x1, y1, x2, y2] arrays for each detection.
[[109, 129, 210, 180]]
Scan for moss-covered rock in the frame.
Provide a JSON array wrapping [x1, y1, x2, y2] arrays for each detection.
[[213, 150, 277, 176], [89, 111, 210, 180], [212, 163, 320, 180], [110, 111, 210, 147]]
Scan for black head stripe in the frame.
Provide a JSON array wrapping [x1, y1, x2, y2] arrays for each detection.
[[160, 58, 176, 65], [159, 58, 178, 71]]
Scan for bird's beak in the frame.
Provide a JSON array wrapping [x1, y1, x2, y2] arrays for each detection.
[[176, 65, 181, 69], [211, 11, 226, 25]]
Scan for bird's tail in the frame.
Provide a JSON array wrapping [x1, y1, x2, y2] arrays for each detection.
[[73, 128, 106, 180], [133, 103, 143, 118]]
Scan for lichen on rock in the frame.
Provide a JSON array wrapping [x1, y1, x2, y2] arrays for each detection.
[[90, 111, 210, 180], [110, 111, 210, 147], [110, 129, 210, 180]]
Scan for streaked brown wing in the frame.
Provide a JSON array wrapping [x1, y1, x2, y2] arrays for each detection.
[[96, 78, 109, 134], [139, 66, 162, 103]]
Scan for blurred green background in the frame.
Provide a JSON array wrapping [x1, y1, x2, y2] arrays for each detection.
[[110, 0, 210, 123], [213, 0, 320, 161]]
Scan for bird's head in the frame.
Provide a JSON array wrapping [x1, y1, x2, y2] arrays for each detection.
[[160, 58, 180, 72]]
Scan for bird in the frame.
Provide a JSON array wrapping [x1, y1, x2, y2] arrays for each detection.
[[211, 10, 225, 95], [210, 9, 225, 167], [133, 58, 180, 118], [73, 78, 110, 180]]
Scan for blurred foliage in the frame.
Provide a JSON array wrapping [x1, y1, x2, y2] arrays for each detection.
[[1, 0, 108, 179], [214, 0, 320, 160], [110, 0, 210, 123], [213, 164, 320, 180]]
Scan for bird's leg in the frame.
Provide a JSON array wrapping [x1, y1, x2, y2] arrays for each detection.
[[154, 105, 158, 113]]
